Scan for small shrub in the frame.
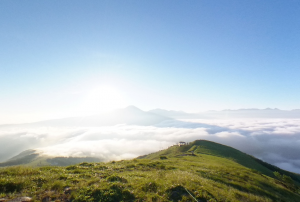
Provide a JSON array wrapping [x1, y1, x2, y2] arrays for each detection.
[[72, 185, 134, 202], [32, 177, 48, 187], [142, 182, 158, 192], [79, 174, 92, 179], [147, 162, 160, 168], [274, 171, 282, 180], [167, 166, 176, 170], [72, 169, 83, 174], [79, 162, 94, 167], [87, 179, 100, 186], [159, 165, 166, 169], [194, 188, 216, 202], [160, 156, 167, 160], [66, 165, 77, 170], [167, 185, 187, 201], [250, 169, 261, 175], [126, 164, 136, 168], [0, 180, 24, 193], [282, 175, 294, 184], [58, 175, 68, 180], [95, 165, 108, 170], [106, 175, 128, 183], [71, 179, 80, 184], [51, 180, 64, 191]]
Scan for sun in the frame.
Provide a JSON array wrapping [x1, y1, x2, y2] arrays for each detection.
[[82, 85, 128, 114]]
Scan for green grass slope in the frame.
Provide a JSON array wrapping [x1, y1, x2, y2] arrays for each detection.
[[0, 150, 40, 167], [139, 140, 300, 184], [0, 140, 300, 201], [0, 150, 102, 167], [0, 155, 300, 201]]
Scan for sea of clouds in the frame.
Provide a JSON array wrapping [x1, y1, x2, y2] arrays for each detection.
[[1, 119, 300, 173]]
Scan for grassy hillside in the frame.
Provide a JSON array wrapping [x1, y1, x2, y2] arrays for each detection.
[[0, 140, 299, 201], [0, 152, 39, 167], [139, 140, 300, 184], [0, 150, 102, 167]]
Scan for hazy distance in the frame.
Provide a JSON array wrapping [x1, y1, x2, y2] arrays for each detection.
[[1, 106, 300, 174]]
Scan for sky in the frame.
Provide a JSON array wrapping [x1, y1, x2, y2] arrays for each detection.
[[1, 0, 300, 123]]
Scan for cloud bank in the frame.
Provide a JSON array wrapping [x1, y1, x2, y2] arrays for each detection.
[[1, 119, 300, 173]]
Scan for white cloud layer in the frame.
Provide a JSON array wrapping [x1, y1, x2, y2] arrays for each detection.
[[1, 119, 300, 173]]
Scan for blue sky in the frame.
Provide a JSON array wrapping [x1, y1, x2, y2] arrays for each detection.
[[1, 0, 300, 123]]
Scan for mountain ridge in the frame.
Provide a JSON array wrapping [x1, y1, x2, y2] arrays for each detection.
[[0, 149, 102, 167], [138, 139, 300, 182], [0, 106, 171, 127], [2, 106, 300, 127], [149, 107, 300, 119]]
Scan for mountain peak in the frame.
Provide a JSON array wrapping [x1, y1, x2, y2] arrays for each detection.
[[124, 105, 142, 111]]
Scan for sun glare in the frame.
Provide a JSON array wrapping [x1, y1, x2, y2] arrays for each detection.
[[82, 85, 128, 115]]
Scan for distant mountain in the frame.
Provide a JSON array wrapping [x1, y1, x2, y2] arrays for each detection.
[[0, 149, 40, 166], [150, 108, 300, 119], [149, 108, 208, 119], [0, 149, 102, 167], [1, 106, 171, 127], [204, 108, 300, 118]]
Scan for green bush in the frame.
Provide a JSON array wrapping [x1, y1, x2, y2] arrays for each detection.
[[0, 180, 24, 193], [283, 175, 294, 184], [106, 175, 128, 183], [274, 171, 282, 180], [142, 182, 158, 192], [32, 177, 48, 187], [66, 165, 77, 170], [51, 180, 64, 191], [72, 185, 135, 202], [58, 175, 68, 180], [79, 162, 94, 167], [167, 185, 187, 201], [126, 164, 136, 168]]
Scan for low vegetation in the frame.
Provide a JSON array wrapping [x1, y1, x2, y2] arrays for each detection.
[[0, 140, 299, 201]]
